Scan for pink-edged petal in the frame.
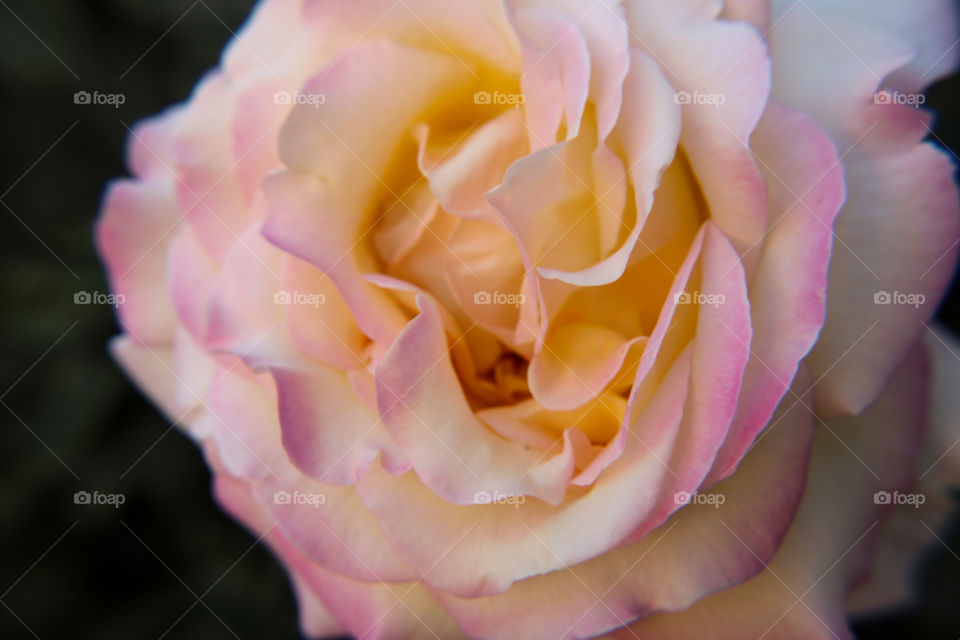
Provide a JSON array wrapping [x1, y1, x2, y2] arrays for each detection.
[[109, 336, 186, 423], [125, 107, 184, 181], [271, 362, 409, 486], [514, 7, 590, 147], [167, 224, 220, 344], [535, 48, 682, 287], [197, 362, 417, 583], [623, 222, 752, 543], [286, 570, 343, 640], [806, 139, 958, 416], [437, 375, 816, 640], [767, 3, 960, 415], [280, 253, 368, 372], [572, 226, 708, 486], [262, 171, 409, 345], [359, 347, 691, 597], [96, 178, 179, 345], [171, 73, 251, 261], [204, 217, 301, 369], [170, 326, 219, 413], [374, 295, 578, 506], [624, 0, 771, 255], [768, 3, 918, 147], [705, 103, 844, 485], [613, 346, 930, 640], [277, 39, 473, 187], [213, 473, 343, 640], [515, 0, 630, 140], [265, 40, 475, 344], [213, 470, 461, 640]]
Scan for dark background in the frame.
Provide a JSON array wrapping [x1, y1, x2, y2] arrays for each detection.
[[0, 1, 957, 639]]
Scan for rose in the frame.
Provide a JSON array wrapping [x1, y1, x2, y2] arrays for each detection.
[[96, 0, 960, 638]]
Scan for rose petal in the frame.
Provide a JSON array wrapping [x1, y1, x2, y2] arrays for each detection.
[[624, 0, 771, 255], [705, 103, 845, 485], [374, 294, 578, 506], [515, 8, 590, 148], [611, 346, 929, 639], [213, 470, 460, 639], [436, 370, 815, 639]]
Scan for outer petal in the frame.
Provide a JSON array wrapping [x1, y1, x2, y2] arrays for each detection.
[[768, 3, 960, 415], [436, 373, 816, 640], [622, 222, 752, 543], [612, 346, 930, 640], [848, 326, 960, 614], [705, 103, 844, 484], [777, 0, 960, 92], [358, 346, 692, 598], [213, 471, 463, 640], [195, 361, 417, 584], [97, 177, 179, 345]]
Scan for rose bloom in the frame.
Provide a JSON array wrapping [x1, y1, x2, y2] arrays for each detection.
[[97, 0, 960, 638]]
